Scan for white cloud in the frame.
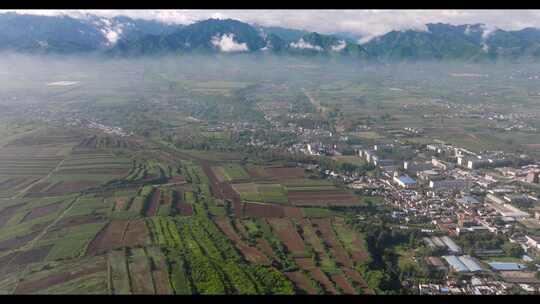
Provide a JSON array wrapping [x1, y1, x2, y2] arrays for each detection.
[[480, 24, 498, 40], [211, 33, 249, 52], [99, 21, 123, 45], [103, 29, 121, 44], [290, 38, 323, 51], [331, 40, 347, 51], [464, 24, 472, 35]]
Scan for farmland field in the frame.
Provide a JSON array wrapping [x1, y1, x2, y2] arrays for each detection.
[[0, 54, 401, 295], [0, 127, 373, 294]]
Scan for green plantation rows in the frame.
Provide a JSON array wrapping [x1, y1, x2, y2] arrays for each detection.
[[147, 215, 294, 294], [143, 161, 294, 294]]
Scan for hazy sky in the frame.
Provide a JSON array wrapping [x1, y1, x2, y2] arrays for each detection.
[[3, 10, 540, 41]]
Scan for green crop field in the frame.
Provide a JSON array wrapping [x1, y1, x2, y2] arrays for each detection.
[[258, 185, 288, 204], [221, 164, 250, 181]]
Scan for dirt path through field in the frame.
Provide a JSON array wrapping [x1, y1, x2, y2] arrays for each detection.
[[18, 195, 80, 252], [8, 195, 81, 293], [303, 88, 328, 118], [12, 158, 66, 199]]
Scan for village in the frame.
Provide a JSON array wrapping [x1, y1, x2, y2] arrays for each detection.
[[297, 134, 540, 294]]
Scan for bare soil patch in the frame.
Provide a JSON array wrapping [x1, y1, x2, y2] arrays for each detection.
[[215, 218, 269, 265], [244, 203, 284, 218], [284, 271, 318, 294], [331, 274, 356, 294], [267, 218, 306, 254], [267, 167, 305, 179]]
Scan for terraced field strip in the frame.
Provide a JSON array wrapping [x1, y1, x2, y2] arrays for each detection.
[[311, 218, 353, 268], [128, 248, 155, 294], [167, 252, 193, 295], [284, 271, 318, 294], [13, 255, 107, 294], [86, 220, 129, 255], [14, 195, 80, 255], [342, 268, 369, 291], [310, 268, 338, 294], [267, 218, 306, 255], [214, 217, 269, 265], [243, 202, 284, 218], [147, 247, 173, 294], [144, 188, 161, 217], [258, 184, 288, 204], [109, 249, 131, 294], [332, 217, 369, 264], [294, 258, 332, 292], [220, 164, 250, 181], [330, 274, 356, 294], [267, 167, 305, 179], [288, 190, 360, 207], [12, 158, 66, 199], [232, 182, 262, 202]]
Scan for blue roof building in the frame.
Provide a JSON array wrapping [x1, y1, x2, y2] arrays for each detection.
[[393, 174, 417, 188], [458, 256, 483, 272], [443, 255, 469, 272], [488, 262, 527, 271], [441, 236, 462, 254]]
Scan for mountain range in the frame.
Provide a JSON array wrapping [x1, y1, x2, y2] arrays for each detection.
[[3, 12, 540, 62]]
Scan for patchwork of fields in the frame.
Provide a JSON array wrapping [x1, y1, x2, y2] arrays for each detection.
[[0, 129, 374, 294]]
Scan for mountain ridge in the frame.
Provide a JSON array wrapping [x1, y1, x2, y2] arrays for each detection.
[[3, 12, 540, 62]]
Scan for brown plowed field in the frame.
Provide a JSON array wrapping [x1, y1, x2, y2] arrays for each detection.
[[288, 191, 359, 207], [350, 241, 369, 263], [267, 167, 305, 179], [343, 268, 368, 289], [311, 219, 353, 268], [215, 218, 269, 265], [168, 175, 185, 183], [123, 219, 150, 247], [86, 220, 129, 255], [175, 203, 193, 216], [267, 218, 306, 254], [256, 238, 278, 262], [311, 268, 338, 294], [201, 163, 223, 199], [294, 257, 314, 269], [14, 261, 106, 294], [152, 258, 173, 294], [53, 214, 106, 229], [283, 207, 304, 219], [331, 274, 356, 294], [246, 167, 269, 179], [244, 203, 284, 218], [114, 197, 128, 211], [87, 220, 149, 255], [41, 181, 99, 195], [284, 271, 318, 294]]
